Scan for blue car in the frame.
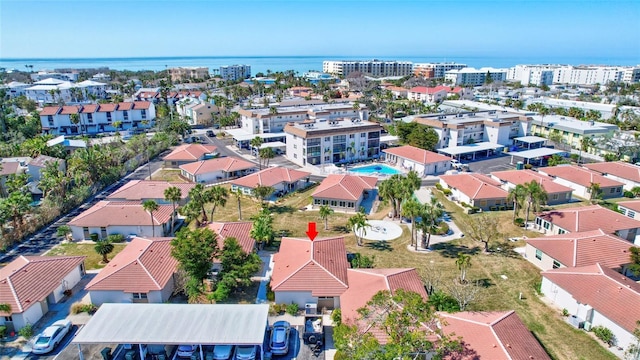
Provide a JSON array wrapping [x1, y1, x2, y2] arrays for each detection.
[[270, 321, 291, 355]]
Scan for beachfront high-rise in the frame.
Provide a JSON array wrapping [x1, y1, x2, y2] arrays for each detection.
[[413, 63, 467, 79], [323, 60, 413, 77], [219, 65, 251, 81], [168, 67, 210, 82]]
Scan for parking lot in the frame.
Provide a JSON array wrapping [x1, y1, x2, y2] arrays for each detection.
[[464, 153, 515, 174], [271, 325, 325, 360]]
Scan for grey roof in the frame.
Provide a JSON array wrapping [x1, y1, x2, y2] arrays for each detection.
[[73, 303, 269, 345], [508, 147, 564, 159], [514, 136, 547, 144], [437, 142, 505, 156]]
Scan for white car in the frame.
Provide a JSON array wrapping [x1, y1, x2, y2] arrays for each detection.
[[32, 319, 72, 354], [233, 345, 256, 360], [212, 345, 234, 360], [177, 345, 198, 358]]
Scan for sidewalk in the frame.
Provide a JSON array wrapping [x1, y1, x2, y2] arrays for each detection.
[[254, 252, 275, 304]]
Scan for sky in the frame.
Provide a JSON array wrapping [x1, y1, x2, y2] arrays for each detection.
[[1, 0, 639, 61]]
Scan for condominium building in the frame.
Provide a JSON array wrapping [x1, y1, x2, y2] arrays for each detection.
[[322, 60, 413, 77], [529, 114, 618, 149], [25, 78, 108, 104], [284, 119, 383, 167], [507, 65, 555, 86], [168, 67, 209, 82], [30, 71, 79, 82], [219, 65, 251, 81], [39, 101, 155, 136], [413, 110, 530, 148], [413, 63, 467, 79], [553, 65, 640, 85], [445, 67, 508, 86], [238, 101, 369, 134]]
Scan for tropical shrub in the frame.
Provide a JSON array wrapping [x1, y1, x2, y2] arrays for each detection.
[[286, 302, 299, 316], [331, 308, 342, 325], [592, 325, 615, 346], [18, 324, 33, 338]]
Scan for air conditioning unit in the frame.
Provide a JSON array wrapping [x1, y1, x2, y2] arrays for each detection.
[[583, 321, 592, 331], [305, 303, 318, 315]]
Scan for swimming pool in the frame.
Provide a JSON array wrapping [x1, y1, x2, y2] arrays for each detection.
[[349, 164, 402, 176]]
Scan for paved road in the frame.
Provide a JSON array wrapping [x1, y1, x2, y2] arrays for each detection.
[[0, 150, 170, 265]]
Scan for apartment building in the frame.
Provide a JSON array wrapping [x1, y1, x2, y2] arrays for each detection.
[[322, 60, 413, 77], [413, 62, 467, 79], [445, 67, 508, 86], [507, 65, 555, 86], [529, 114, 618, 149], [553, 65, 640, 85], [219, 65, 251, 81], [283, 119, 382, 167], [413, 110, 530, 148], [39, 101, 155, 136], [25, 78, 108, 104], [238, 101, 369, 135], [30, 71, 79, 82], [168, 67, 209, 82]]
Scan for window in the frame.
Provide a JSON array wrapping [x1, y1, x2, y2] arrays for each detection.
[[123, 111, 129, 121], [132, 293, 148, 299], [4, 316, 13, 322], [339, 201, 345, 207], [552, 194, 558, 200], [349, 134, 355, 139], [293, 154, 297, 159], [348, 202, 355, 208], [535, 249, 542, 260], [106, 112, 112, 122], [610, 188, 615, 194], [558, 229, 566, 234], [141, 109, 146, 119], [616, 187, 621, 193], [293, 144, 297, 149], [628, 211, 636, 218], [543, 222, 550, 230], [87, 113, 93, 123], [47, 115, 54, 126], [324, 137, 330, 141], [552, 260, 561, 269], [330, 200, 337, 206], [360, 133, 366, 138], [314, 199, 321, 204], [322, 200, 328, 205]]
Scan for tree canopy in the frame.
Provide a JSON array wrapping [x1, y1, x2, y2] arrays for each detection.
[[171, 227, 220, 299], [395, 122, 439, 151]]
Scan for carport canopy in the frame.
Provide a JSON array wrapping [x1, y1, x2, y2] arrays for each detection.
[[437, 142, 505, 159], [508, 147, 564, 164], [260, 141, 286, 149], [73, 303, 269, 345], [514, 136, 547, 149]]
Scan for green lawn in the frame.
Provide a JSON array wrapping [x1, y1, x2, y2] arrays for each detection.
[[194, 185, 617, 359], [150, 169, 188, 182], [46, 243, 127, 270]]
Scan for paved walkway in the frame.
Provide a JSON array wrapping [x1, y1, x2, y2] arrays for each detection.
[[254, 252, 275, 304], [355, 220, 403, 241], [404, 215, 464, 253]]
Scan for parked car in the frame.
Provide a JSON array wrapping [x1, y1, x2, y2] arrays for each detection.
[[206, 130, 215, 137], [177, 345, 198, 358], [270, 321, 291, 355], [212, 345, 233, 360], [233, 345, 256, 360], [32, 319, 72, 354]]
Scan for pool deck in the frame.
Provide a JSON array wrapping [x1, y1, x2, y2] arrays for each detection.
[[355, 220, 403, 241]]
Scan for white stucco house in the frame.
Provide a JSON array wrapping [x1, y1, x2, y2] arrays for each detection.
[[86, 237, 178, 305], [180, 157, 256, 184], [541, 264, 640, 351], [618, 200, 640, 220], [270, 236, 349, 310], [67, 201, 174, 240], [584, 161, 640, 191], [382, 145, 451, 176], [0, 256, 85, 332], [538, 165, 624, 200], [439, 173, 509, 211]]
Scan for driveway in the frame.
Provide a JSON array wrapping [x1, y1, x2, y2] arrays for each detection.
[[466, 153, 515, 174]]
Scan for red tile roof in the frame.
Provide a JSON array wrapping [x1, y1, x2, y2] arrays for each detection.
[[107, 180, 195, 201], [39, 106, 60, 116], [491, 169, 574, 194], [80, 104, 98, 113], [542, 264, 640, 333], [441, 311, 551, 360], [540, 165, 624, 188], [312, 174, 377, 201], [584, 161, 640, 183], [162, 144, 218, 161], [341, 268, 426, 323], [526, 229, 637, 269], [0, 256, 85, 315], [60, 105, 81, 115], [618, 199, 640, 213], [231, 167, 310, 188], [85, 238, 178, 292], [207, 222, 256, 256], [68, 201, 174, 227], [133, 101, 151, 110], [383, 145, 451, 165], [536, 205, 640, 234], [440, 173, 508, 200], [409, 86, 447, 95], [270, 237, 349, 296], [179, 157, 256, 176], [98, 103, 117, 112], [0, 161, 20, 176], [117, 102, 134, 110]]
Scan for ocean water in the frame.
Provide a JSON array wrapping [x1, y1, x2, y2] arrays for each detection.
[[0, 55, 638, 75]]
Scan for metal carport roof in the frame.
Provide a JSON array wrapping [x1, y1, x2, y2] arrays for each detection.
[[514, 136, 547, 144], [73, 303, 269, 345], [437, 142, 505, 156], [508, 147, 564, 160]]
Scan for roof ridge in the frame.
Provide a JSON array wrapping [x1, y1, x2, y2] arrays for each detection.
[[137, 252, 162, 290], [5, 276, 23, 312], [272, 259, 312, 290], [489, 316, 513, 360]]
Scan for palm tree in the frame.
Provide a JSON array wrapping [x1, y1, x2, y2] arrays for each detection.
[[319, 205, 334, 230], [589, 182, 603, 204], [378, 176, 401, 219], [416, 198, 444, 250], [95, 240, 115, 264], [523, 181, 548, 229], [250, 137, 264, 170], [347, 212, 368, 246], [188, 184, 209, 224], [164, 186, 182, 235], [259, 147, 275, 168], [507, 184, 527, 223], [143, 200, 160, 237], [250, 209, 274, 250], [579, 136, 593, 164], [253, 185, 275, 207], [455, 253, 471, 284], [231, 188, 244, 220], [207, 185, 229, 222], [401, 197, 421, 250]]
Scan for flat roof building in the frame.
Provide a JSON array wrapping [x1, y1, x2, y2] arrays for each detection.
[[323, 59, 413, 77]]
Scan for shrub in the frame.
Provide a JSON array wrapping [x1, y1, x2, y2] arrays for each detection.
[[18, 324, 33, 338], [427, 290, 460, 312], [460, 202, 469, 208], [514, 218, 525, 227], [106, 234, 125, 243], [71, 302, 98, 315], [90, 233, 99, 241], [285, 302, 299, 316], [442, 188, 452, 196], [624, 191, 635, 198], [435, 222, 449, 235], [0, 325, 6, 338], [570, 153, 579, 161], [350, 253, 375, 268], [592, 325, 615, 346], [562, 308, 569, 317], [435, 183, 443, 191], [331, 308, 342, 325], [524, 163, 533, 170], [266, 283, 275, 302]]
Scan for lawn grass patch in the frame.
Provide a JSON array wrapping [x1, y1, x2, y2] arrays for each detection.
[[150, 169, 188, 182], [46, 243, 127, 269]]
